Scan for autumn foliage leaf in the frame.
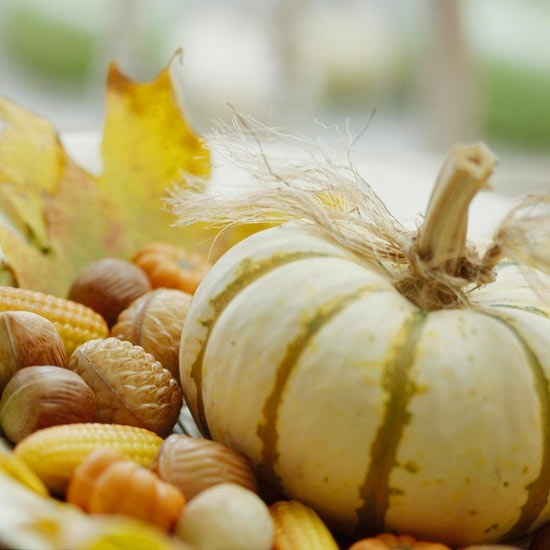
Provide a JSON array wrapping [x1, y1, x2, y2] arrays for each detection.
[[0, 51, 214, 297], [100, 52, 211, 249]]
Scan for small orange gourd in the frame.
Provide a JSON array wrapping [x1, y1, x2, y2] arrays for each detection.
[[349, 533, 452, 550], [131, 242, 210, 294], [67, 447, 185, 531]]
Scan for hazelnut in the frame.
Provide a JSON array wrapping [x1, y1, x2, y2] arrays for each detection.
[[111, 288, 192, 382], [0, 365, 97, 443], [68, 258, 151, 327], [68, 337, 182, 437], [0, 311, 67, 392]]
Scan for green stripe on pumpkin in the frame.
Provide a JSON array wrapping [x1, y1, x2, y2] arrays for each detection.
[[354, 310, 427, 535], [188, 249, 353, 437], [478, 309, 550, 542], [255, 283, 389, 495], [486, 303, 550, 320]]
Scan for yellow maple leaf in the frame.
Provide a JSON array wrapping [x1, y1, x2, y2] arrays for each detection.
[[0, 97, 63, 253], [0, 51, 214, 296], [100, 51, 211, 249]]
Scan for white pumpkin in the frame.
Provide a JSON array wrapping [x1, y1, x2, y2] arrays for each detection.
[[177, 141, 550, 547]]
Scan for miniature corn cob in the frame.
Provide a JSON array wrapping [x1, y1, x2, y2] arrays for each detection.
[[13, 423, 163, 495], [269, 500, 339, 550], [80, 521, 182, 550], [0, 286, 109, 356], [0, 447, 49, 497]]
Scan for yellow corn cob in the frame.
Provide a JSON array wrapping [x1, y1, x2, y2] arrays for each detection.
[[0, 447, 49, 497], [13, 423, 163, 495], [82, 520, 181, 550], [269, 500, 339, 550], [0, 286, 108, 356]]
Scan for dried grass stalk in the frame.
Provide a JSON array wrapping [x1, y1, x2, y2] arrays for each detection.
[[167, 112, 550, 311]]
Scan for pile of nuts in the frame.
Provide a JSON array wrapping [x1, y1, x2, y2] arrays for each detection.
[[0, 250, 283, 549], [0, 256, 189, 443]]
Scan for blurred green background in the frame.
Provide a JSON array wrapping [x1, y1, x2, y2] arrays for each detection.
[[0, 0, 549, 168]]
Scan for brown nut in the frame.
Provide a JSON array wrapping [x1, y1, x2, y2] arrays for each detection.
[[517, 520, 549, 550], [0, 365, 97, 443], [0, 311, 67, 392], [68, 258, 152, 327], [153, 434, 258, 500], [68, 337, 182, 437], [111, 288, 192, 383]]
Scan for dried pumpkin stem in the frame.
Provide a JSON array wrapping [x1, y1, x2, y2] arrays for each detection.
[[395, 143, 499, 310], [416, 142, 497, 276]]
